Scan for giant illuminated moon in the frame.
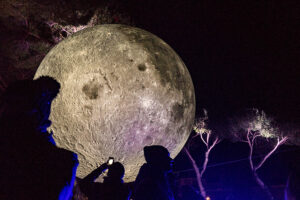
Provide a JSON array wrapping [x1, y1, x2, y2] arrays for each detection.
[[34, 24, 195, 182]]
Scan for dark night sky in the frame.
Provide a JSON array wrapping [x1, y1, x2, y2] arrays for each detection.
[[0, 1, 299, 198], [124, 0, 300, 123]]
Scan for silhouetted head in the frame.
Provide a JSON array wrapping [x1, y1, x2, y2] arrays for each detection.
[[1, 76, 60, 132], [144, 145, 173, 172], [107, 162, 125, 180]]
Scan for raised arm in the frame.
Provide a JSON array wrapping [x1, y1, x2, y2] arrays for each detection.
[[82, 163, 108, 183]]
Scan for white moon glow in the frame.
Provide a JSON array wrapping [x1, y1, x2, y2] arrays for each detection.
[[34, 24, 195, 182]]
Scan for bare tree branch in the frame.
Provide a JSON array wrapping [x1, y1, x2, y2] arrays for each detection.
[[199, 133, 208, 147], [200, 137, 220, 177], [255, 136, 288, 171]]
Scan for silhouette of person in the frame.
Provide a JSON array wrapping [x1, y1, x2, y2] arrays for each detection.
[[285, 161, 300, 200], [79, 161, 131, 200], [133, 145, 175, 200], [0, 76, 78, 200]]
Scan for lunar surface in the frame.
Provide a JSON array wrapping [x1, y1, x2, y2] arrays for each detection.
[[34, 24, 195, 182]]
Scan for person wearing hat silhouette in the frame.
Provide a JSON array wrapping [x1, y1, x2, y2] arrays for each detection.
[[0, 77, 78, 200], [133, 145, 175, 200]]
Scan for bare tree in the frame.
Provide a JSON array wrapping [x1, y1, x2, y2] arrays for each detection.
[[185, 109, 221, 200], [229, 108, 288, 200]]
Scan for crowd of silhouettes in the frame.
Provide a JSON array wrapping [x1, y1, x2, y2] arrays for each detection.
[[0, 77, 176, 200], [77, 145, 175, 200], [3, 77, 298, 200]]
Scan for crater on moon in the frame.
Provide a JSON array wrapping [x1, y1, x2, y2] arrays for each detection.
[[82, 80, 101, 100], [137, 64, 146, 71], [34, 24, 195, 182]]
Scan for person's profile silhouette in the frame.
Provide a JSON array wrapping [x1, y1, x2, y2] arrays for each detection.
[[0, 76, 78, 200]]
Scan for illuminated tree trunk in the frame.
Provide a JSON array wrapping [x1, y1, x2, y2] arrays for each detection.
[[184, 136, 219, 200], [184, 147, 205, 199], [246, 129, 288, 200], [187, 111, 221, 199]]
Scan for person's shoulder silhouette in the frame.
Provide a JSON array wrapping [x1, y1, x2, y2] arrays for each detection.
[[0, 76, 78, 200], [133, 145, 175, 200]]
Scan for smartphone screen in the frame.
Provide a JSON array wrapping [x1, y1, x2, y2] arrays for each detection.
[[108, 157, 114, 165]]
